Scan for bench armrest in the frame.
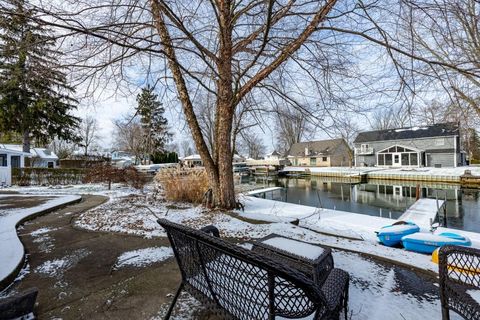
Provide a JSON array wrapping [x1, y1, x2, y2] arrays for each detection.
[[200, 225, 220, 237]]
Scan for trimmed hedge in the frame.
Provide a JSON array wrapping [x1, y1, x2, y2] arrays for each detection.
[[12, 168, 86, 186]]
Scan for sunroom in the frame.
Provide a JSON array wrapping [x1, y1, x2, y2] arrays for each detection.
[[376, 145, 422, 167]]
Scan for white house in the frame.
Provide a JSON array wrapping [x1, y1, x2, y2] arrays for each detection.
[[0, 144, 58, 168], [0, 146, 31, 186]]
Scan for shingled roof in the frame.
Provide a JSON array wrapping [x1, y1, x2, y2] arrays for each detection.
[[288, 138, 346, 157], [354, 122, 459, 143]]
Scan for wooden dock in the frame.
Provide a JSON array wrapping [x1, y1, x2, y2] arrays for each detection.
[[398, 198, 444, 228]]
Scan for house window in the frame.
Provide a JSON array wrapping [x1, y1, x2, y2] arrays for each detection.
[[322, 157, 328, 162], [411, 153, 418, 166], [435, 138, 445, 146], [47, 162, 54, 168], [385, 154, 392, 165], [378, 154, 385, 166], [310, 158, 317, 166], [0, 154, 6, 166], [361, 144, 369, 151]]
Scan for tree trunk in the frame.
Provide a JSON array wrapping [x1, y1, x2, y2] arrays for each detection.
[[22, 130, 30, 153]]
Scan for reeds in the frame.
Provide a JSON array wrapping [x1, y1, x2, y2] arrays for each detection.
[[155, 168, 209, 203]]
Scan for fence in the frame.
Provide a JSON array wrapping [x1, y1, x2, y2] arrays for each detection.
[[12, 168, 86, 186]]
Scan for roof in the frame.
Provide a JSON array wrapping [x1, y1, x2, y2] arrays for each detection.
[[0, 145, 31, 156], [288, 138, 347, 157], [354, 123, 459, 143], [183, 154, 202, 160], [266, 150, 280, 157], [0, 144, 58, 159]]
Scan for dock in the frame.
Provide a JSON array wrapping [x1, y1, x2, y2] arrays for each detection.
[[398, 198, 444, 228]]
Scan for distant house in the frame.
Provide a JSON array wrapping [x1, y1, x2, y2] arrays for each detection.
[[287, 139, 352, 167], [353, 122, 465, 168], [265, 150, 281, 161], [182, 154, 203, 167], [0, 144, 58, 168], [0, 146, 30, 186]]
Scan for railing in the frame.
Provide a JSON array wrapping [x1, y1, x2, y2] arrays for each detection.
[[355, 147, 374, 155]]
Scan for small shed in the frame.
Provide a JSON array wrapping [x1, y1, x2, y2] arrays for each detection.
[[0, 146, 31, 186]]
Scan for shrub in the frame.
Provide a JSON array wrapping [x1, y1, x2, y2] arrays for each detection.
[[155, 168, 209, 204], [12, 168, 85, 186], [84, 163, 147, 190]]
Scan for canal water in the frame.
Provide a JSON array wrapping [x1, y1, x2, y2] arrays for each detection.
[[240, 176, 480, 233]]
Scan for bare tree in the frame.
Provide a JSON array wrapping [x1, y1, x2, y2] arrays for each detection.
[[274, 106, 311, 155], [113, 116, 144, 164], [77, 115, 99, 156], [370, 106, 411, 130], [16, 0, 480, 208], [180, 139, 195, 157], [237, 130, 266, 159], [49, 138, 75, 159]]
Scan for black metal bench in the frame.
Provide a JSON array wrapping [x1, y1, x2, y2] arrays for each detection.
[[0, 287, 38, 320], [439, 245, 480, 320], [158, 218, 349, 320]]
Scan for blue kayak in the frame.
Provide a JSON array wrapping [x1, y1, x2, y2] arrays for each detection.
[[402, 232, 472, 254], [377, 222, 420, 247]]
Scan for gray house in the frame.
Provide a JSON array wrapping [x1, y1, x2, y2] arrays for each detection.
[[353, 123, 465, 168]]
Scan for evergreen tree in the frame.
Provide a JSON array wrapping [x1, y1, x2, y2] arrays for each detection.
[[135, 85, 172, 159], [0, 0, 80, 152]]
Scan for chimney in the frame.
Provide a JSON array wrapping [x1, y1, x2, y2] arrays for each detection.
[[305, 147, 309, 156]]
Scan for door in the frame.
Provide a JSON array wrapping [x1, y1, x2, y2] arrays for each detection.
[[393, 153, 401, 166]]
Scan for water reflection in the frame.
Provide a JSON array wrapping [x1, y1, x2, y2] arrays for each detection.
[[241, 176, 480, 233]]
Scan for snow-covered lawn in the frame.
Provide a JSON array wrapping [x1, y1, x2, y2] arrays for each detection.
[[0, 194, 81, 285]]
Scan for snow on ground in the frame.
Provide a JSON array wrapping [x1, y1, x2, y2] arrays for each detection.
[[283, 166, 480, 178], [0, 194, 81, 285], [284, 166, 382, 176], [6, 183, 145, 198], [150, 249, 462, 320], [34, 249, 90, 278], [114, 247, 173, 269]]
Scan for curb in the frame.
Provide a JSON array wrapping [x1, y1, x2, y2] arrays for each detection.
[[0, 195, 83, 291]]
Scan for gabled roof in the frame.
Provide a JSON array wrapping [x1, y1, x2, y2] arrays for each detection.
[[0, 144, 57, 159], [354, 122, 459, 143], [288, 138, 347, 157]]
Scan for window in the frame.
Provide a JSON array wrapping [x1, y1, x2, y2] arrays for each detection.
[[310, 158, 316, 166], [378, 154, 385, 166], [385, 154, 392, 165], [401, 153, 409, 165], [435, 138, 445, 146], [322, 157, 328, 162], [361, 144, 369, 151], [47, 162, 54, 168], [410, 153, 418, 166], [0, 154, 6, 166]]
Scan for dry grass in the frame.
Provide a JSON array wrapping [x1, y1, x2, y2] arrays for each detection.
[[155, 168, 209, 204]]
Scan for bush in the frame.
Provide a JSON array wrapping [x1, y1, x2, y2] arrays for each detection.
[[83, 163, 147, 190], [155, 168, 209, 203], [12, 168, 86, 186]]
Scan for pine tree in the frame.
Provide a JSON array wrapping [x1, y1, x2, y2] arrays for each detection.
[[135, 85, 172, 160], [0, 0, 80, 152]]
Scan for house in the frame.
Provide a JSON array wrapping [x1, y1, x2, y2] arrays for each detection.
[[265, 150, 281, 160], [353, 122, 465, 168], [0, 146, 30, 186], [0, 144, 58, 168], [287, 139, 352, 167], [182, 154, 203, 167]]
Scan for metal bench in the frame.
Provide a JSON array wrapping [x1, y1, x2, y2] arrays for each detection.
[[158, 218, 349, 320], [439, 245, 480, 320]]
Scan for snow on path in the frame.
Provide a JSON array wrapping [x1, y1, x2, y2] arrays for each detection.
[[114, 247, 173, 269], [0, 194, 81, 285]]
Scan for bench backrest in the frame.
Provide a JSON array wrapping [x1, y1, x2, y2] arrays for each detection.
[[439, 245, 480, 288], [158, 218, 324, 320]]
